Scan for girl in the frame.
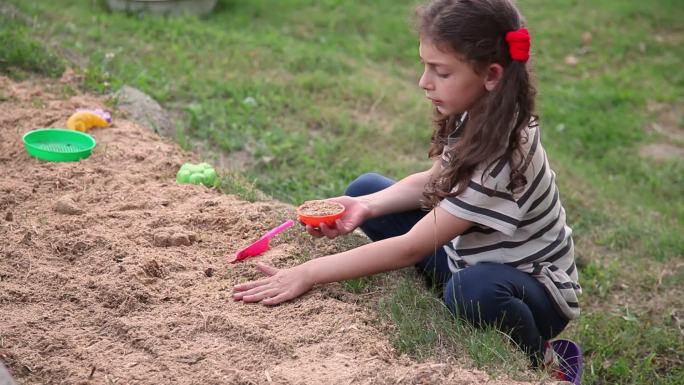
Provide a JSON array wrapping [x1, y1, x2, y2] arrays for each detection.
[[234, 0, 582, 382]]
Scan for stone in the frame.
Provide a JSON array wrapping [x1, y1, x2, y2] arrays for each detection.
[[113, 85, 174, 137]]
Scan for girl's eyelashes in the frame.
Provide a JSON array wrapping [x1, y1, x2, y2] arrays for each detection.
[[419, 59, 450, 78]]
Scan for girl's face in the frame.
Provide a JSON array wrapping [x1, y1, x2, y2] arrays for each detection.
[[418, 39, 487, 116]]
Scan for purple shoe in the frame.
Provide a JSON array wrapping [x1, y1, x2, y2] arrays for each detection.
[[551, 339, 584, 385]]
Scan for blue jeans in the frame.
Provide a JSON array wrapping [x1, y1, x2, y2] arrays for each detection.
[[345, 173, 569, 366]]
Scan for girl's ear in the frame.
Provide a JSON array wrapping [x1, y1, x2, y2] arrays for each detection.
[[483, 63, 504, 91]]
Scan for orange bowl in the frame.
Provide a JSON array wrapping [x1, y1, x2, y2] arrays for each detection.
[[297, 201, 345, 228]]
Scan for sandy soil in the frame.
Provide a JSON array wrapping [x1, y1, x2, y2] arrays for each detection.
[[0, 76, 538, 385]]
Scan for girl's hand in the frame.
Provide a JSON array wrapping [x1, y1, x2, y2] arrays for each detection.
[[233, 262, 313, 305], [305, 196, 370, 239]]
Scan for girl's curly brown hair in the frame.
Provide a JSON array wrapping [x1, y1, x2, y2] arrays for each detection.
[[417, 0, 538, 209]]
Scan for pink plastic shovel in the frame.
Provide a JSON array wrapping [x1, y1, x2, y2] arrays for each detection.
[[231, 219, 295, 263]]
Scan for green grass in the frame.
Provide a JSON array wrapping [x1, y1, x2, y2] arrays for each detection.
[[2, 0, 683, 384], [377, 275, 534, 378], [0, 12, 64, 78]]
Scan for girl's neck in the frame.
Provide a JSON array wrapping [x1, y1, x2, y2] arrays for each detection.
[[449, 111, 469, 137]]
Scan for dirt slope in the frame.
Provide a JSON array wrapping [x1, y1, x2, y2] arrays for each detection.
[[0, 76, 537, 385]]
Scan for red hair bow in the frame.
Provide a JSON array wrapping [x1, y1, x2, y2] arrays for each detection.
[[505, 28, 531, 62]]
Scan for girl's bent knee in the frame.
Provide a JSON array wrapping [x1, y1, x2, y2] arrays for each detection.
[[345, 173, 390, 197], [443, 280, 464, 316], [443, 274, 501, 322]]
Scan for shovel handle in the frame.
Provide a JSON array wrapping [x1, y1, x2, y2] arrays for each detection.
[[262, 219, 294, 239]]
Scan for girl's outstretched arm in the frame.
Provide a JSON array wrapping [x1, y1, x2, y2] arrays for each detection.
[[233, 206, 471, 305]]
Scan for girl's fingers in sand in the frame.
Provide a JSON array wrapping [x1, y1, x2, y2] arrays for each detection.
[[236, 265, 314, 305], [255, 262, 279, 276], [233, 263, 280, 299], [233, 277, 270, 292], [262, 292, 290, 306], [241, 288, 281, 303], [233, 281, 274, 300]]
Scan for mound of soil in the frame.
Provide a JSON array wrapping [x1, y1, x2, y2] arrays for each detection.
[[0, 76, 536, 385]]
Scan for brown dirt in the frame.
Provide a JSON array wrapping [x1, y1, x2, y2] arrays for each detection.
[[0, 76, 539, 385], [297, 200, 343, 217], [638, 143, 684, 161], [640, 100, 684, 161]]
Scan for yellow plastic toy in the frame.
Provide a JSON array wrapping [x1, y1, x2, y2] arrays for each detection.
[[66, 109, 111, 132]]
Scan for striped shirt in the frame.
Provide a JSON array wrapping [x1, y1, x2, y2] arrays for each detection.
[[438, 114, 581, 320]]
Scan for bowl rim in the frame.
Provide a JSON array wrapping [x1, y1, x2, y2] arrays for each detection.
[[296, 200, 345, 218], [22, 128, 97, 152]]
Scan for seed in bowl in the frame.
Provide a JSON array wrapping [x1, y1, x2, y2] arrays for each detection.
[[298, 200, 343, 216]]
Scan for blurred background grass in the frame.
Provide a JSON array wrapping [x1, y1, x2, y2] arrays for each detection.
[[1, 0, 682, 384]]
